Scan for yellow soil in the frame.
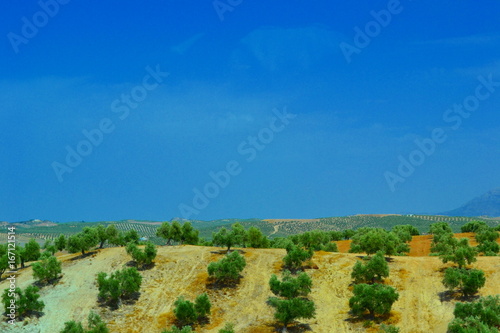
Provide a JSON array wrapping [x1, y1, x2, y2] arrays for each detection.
[[0, 246, 498, 333]]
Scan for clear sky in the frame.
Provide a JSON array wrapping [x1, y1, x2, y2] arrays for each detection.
[[1, 0, 499, 222]]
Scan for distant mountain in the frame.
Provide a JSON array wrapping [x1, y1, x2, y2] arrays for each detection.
[[439, 188, 500, 217], [0, 219, 59, 228]]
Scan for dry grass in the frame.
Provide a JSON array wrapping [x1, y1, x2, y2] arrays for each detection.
[[0, 243, 498, 333]]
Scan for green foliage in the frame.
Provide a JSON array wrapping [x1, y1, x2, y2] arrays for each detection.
[[173, 296, 197, 326], [67, 228, 99, 255], [126, 242, 157, 267], [269, 270, 312, 299], [55, 234, 67, 252], [212, 223, 247, 251], [448, 316, 497, 333], [349, 228, 408, 256], [24, 238, 41, 261], [162, 326, 193, 333], [106, 225, 124, 246], [246, 226, 270, 248], [97, 267, 142, 306], [351, 251, 389, 284], [320, 242, 338, 252], [173, 293, 210, 326], [268, 297, 316, 328], [461, 221, 488, 233], [194, 292, 211, 319], [32, 254, 62, 283], [0, 244, 17, 276], [439, 238, 477, 268], [60, 311, 109, 333], [123, 229, 140, 244], [180, 222, 200, 245], [156, 221, 200, 245], [283, 245, 313, 271], [207, 250, 246, 284], [430, 222, 453, 235], [477, 241, 500, 256], [218, 323, 235, 333], [349, 283, 399, 317], [453, 295, 500, 329], [378, 324, 400, 333], [442, 268, 486, 297], [2, 285, 44, 318], [270, 237, 294, 249], [475, 227, 499, 245]]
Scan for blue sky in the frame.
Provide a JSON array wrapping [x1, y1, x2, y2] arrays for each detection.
[[1, 0, 499, 222]]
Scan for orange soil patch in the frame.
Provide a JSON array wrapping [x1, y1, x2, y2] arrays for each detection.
[[335, 239, 352, 253]]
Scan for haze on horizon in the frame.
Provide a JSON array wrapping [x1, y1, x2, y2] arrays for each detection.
[[1, 0, 499, 223]]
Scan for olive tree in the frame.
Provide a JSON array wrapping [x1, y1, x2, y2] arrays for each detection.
[[32, 253, 62, 284], [207, 250, 246, 285], [349, 283, 399, 318], [351, 251, 389, 284], [442, 268, 486, 297], [2, 285, 44, 319]]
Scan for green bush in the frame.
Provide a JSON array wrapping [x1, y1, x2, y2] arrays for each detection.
[[55, 234, 67, 252], [67, 228, 99, 255], [439, 238, 477, 269], [452, 295, 499, 328], [442, 268, 486, 297], [126, 242, 157, 267], [2, 285, 44, 318], [461, 221, 488, 233], [351, 251, 389, 284], [269, 270, 312, 299], [268, 297, 316, 329], [173, 293, 211, 327], [379, 324, 400, 333], [60, 311, 109, 333], [218, 323, 235, 333], [97, 267, 142, 306], [32, 254, 62, 283], [349, 228, 409, 256], [212, 223, 247, 252], [349, 283, 399, 317], [283, 245, 313, 271], [24, 238, 41, 261], [207, 250, 246, 284]]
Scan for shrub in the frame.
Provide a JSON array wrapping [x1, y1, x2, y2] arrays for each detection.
[[180, 222, 200, 245], [173, 293, 211, 326], [126, 242, 157, 267], [448, 316, 497, 333], [162, 326, 193, 333], [269, 270, 312, 299], [97, 267, 142, 306], [349, 283, 399, 317], [379, 324, 400, 333], [60, 311, 109, 333], [452, 295, 500, 328], [351, 251, 389, 284], [218, 323, 235, 333], [123, 229, 140, 244], [283, 245, 313, 271], [207, 250, 246, 284], [2, 285, 44, 318], [477, 241, 500, 256], [32, 254, 62, 283], [268, 297, 316, 329], [442, 268, 486, 297]]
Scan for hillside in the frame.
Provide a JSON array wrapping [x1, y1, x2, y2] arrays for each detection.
[[2, 215, 498, 246], [0, 243, 499, 333], [440, 188, 500, 217]]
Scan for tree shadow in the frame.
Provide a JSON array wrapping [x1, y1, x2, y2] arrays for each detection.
[[270, 322, 312, 332], [70, 251, 98, 261], [32, 276, 63, 288], [209, 249, 246, 255], [206, 277, 242, 290], [438, 290, 480, 302]]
